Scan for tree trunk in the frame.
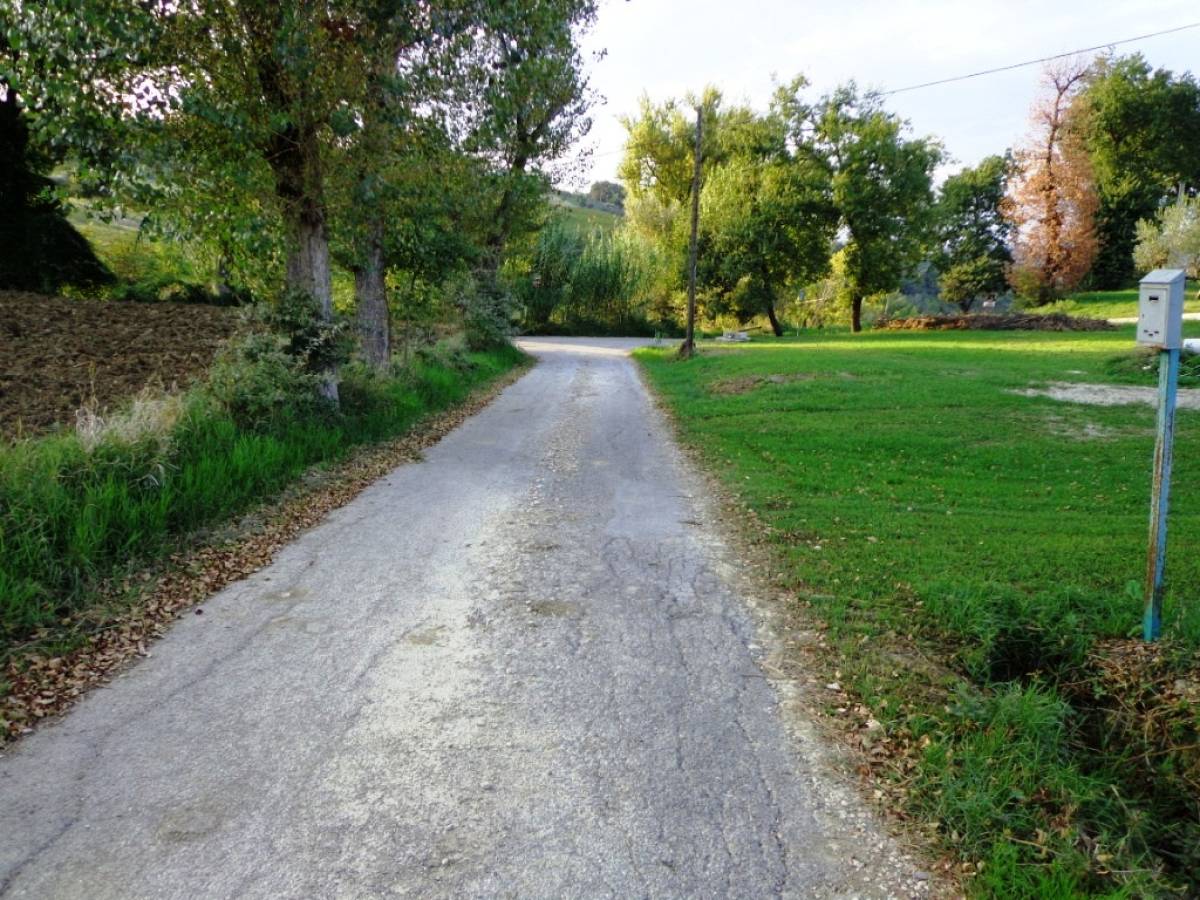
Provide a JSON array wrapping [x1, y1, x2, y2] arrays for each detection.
[[286, 210, 339, 403], [269, 124, 338, 404], [851, 295, 863, 333], [354, 220, 389, 370], [765, 300, 783, 337]]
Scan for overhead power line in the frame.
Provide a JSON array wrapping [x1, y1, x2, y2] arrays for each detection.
[[881, 21, 1200, 95]]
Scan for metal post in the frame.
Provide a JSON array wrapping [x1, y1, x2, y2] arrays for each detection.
[[1144, 346, 1180, 641]]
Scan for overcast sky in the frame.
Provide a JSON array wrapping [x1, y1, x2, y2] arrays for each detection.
[[559, 0, 1199, 188]]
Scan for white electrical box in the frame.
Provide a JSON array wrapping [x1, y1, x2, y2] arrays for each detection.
[[1137, 269, 1187, 349]]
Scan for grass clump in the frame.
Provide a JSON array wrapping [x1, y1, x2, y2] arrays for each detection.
[[1104, 347, 1200, 387], [636, 325, 1200, 896]]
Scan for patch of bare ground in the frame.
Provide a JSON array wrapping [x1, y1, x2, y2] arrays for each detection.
[[708, 372, 822, 395], [0, 291, 241, 438], [1013, 381, 1200, 409]]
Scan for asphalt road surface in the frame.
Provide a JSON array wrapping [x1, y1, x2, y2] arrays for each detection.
[[0, 337, 933, 899]]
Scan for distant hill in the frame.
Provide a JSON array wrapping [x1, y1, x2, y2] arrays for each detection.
[[549, 189, 623, 234]]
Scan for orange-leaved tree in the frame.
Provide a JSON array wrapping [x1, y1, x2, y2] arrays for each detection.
[[1004, 59, 1099, 304]]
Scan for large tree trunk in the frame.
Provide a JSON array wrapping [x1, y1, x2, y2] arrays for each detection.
[[269, 125, 338, 403], [765, 300, 784, 337], [851, 295, 863, 333], [354, 220, 389, 370], [286, 208, 339, 403]]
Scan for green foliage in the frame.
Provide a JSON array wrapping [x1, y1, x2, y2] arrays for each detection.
[[699, 149, 837, 333], [938, 257, 1007, 313], [1134, 197, 1200, 279], [776, 80, 943, 329], [443, 272, 515, 351], [1076, 54, 1200, 288], [205, 332, 324, 431], [636, 325, 1200, 894], [934, 155, 1013, 311], [515, 218, 651, 334], [618, 83, 845, 334], [587, 180, 625, 208], [0, 342, 524, 651]]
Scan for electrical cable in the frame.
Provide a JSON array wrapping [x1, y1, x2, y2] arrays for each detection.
[[880, 21, 1200, 95]]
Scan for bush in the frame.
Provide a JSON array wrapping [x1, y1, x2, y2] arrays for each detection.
[[205, 332, 324, 431], [448, 273, 514, 351], [203, 291, 351, 430]]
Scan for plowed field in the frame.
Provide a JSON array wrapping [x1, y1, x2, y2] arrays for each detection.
[[0, 292, 240, 438]]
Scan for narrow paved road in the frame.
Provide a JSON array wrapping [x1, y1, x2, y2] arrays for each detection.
[[1, 338, 930, 898]]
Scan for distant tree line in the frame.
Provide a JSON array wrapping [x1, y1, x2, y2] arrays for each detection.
[[572, 51, 1200, 334]]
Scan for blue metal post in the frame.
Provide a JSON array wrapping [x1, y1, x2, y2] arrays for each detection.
[[1144, 347, 1180, 641]]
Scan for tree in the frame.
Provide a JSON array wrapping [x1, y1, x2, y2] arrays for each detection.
[[332, 2, 482, 369], [1134, 198, 1200, 280], [784, 81, 942, 332], [934, 155, 1013, 312], [698, 108, 836, 335], [8, 0, 365, 399], [0, 33, 111, 293], [1005, 60, 1099, 304], [465, 0, 597, 275], [587, 180, 625, 207], [1076, 54, 1200, 287]]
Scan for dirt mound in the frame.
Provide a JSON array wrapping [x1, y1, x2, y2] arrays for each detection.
[[879, 312, 1115, 332], [0, 291, 241, 438]]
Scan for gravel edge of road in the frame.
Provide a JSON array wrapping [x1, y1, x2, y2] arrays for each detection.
[[1, 355, 535, 748]]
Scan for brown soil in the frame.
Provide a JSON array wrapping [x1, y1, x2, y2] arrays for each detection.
[[879, 312, 1115, 332], [0, 291, 241, 439]]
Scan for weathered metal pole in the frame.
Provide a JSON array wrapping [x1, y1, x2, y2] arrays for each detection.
[[679, 106, 702, 359], [1144, 346, 1180, 641]]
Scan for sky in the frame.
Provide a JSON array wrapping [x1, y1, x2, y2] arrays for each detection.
[[559, 0, 1200, 188]]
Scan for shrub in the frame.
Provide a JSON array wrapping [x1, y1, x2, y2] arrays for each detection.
[[205, 332, 324, 431], [448, 273, 514, 351]]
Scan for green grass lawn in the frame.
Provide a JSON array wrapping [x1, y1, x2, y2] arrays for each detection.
[[637, 324, 1200, 897], [1044, 282, 1200, 320]]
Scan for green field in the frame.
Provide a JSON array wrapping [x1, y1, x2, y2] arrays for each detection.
[[548, 194, 622, 235], [637, 325, 1200, 897], [1045, 282, 1200, 320]]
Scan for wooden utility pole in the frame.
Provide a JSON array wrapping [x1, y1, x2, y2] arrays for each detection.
[[679, 106, 702, 358]]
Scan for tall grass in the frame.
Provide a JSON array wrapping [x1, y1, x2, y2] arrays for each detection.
[[0, 342, 523, 650], [518, 218, 658, 335]]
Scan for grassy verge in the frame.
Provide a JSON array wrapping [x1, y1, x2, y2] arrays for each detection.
[[1, 341, 525, 656], [1043, 283, 1200, 320], [636, 325, 1200, 897]]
